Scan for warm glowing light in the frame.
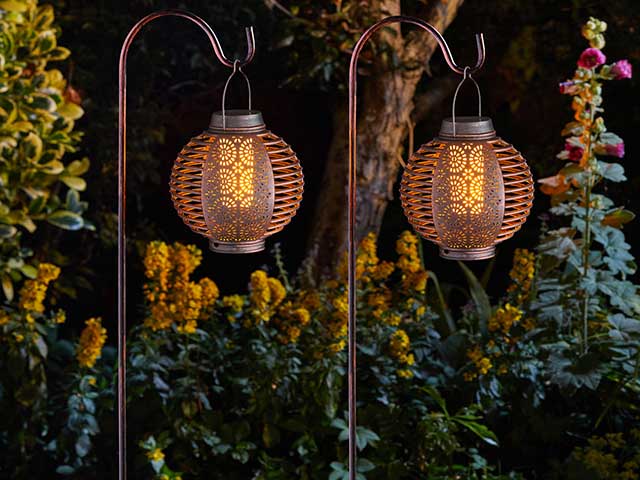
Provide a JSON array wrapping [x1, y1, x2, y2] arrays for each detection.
[[214, 136, 256, 209], [446, 144, 485, 215]]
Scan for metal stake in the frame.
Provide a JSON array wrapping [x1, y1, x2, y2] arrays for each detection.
[[346, 16, 485, 479], [118, 10, 254, 479]]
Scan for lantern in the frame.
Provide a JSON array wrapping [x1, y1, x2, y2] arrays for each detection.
[[400, 114, 533, 260], [170, 102, 303, 253]]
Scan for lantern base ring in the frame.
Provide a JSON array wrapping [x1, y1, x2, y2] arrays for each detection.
[[209, 238, 265, 254], [439, 245, 495, 261]]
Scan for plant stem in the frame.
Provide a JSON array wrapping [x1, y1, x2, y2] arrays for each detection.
[[580, 73, 597, 355]]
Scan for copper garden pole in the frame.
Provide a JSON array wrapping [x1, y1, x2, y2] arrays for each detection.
[[118, 11, 255, 479], [347, 16, 485, 479]]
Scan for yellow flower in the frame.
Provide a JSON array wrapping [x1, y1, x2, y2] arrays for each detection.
[[18, 263, 60, 313], [147, 448, 164, 462], [88, 376, 97, 386], [386, 313, 402, 326], [397, 368, 414, 379], [466, 344, 493, 377], [389, 329, 414, 369], [54, 309, 66, 324], [337, 232, 385, 283], [507, 248, 536, 303], [396, 231, 428, 293], [249, 271, 287, 323], [13, 332, 24, 343], [142, 242, 219, 332], [0, 311, 9, 326], [77, 318, 107, 368], [223, 294, 244, 311], [367, 288, 391, 319], [488, 304, 523, 334], [300, 290, 321, 311]]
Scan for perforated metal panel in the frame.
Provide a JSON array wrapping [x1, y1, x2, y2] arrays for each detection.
[[400, 124, 533, 260], [432, 142, 504, 252]]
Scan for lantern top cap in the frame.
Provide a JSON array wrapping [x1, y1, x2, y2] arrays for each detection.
[[439, 116, 495, 140], [209, 109, 265, 132]]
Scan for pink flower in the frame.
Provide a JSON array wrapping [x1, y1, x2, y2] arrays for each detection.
[[577, 48, 606, 69], [559, 81, 579, 95], [565, 141, 584, 162], [605, 142, 625, 158], [611, 59, 632, 79]]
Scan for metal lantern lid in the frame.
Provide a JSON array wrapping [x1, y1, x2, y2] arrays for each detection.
[[438, 116, 495, 140]]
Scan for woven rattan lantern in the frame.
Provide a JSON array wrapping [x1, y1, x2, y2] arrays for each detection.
[[170, 109, 303, 253], [400, 114, 533, 260]]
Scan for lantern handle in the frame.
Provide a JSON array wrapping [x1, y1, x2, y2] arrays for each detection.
[[451, 66, 482, 136], [221, 60, 253, 130]]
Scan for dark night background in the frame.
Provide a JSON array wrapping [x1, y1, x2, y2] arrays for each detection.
[[47, 0, 640, 337]]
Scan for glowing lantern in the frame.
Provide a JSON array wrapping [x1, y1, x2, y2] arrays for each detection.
[[400, 115, 533, 260], [170, 109, 303, 253]]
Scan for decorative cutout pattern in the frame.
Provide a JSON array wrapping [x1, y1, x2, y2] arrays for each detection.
[[400, 137, 533, 252], [202, 135, 273, 242], [432, 142, 503, 249]]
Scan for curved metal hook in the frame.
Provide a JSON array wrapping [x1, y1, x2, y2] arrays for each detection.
[[119, 9, 255, 70], [117, 9, 254, 480], [346, 15, 485, 480]]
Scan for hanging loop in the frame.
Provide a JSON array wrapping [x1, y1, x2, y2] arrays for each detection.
[[221, 60, 253, 129], [451, 66, 482, 137]]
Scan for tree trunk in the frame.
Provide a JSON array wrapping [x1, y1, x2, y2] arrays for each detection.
[[304, 0, 465, 278]]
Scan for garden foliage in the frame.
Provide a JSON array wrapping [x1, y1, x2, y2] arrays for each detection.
[[0, 0, 100, 477], [0, 6, 638, 480]]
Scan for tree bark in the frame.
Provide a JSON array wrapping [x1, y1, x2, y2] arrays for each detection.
[[304, 0, 465, 278]]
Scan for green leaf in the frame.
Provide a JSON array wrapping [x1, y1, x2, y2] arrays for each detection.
[[47, 210, 83, 230], [458, 262, 491, 331], [19, 132, 43, 162], [453, 418, 499, 446], [0, 223, 16, 238], [19, 264, 37, 279], [75, 433, 91, 458], [0, 0, 29, 12], [58, 102, 83, 120], [598, 161, 626, 182], [60, 175, 86, 191], [66, 158, 90, 176], [602, 209, 635, 228], [2, 274, 13, 301], [55, 466, 75, 475], [28, 94, 56, 112]]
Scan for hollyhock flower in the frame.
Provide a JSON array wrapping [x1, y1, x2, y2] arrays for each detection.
[[611, 59, 632, 79], [565, 141, 584, 162], [577, 48, 606, 69], [559, 81, 580, 95], [605, 142, 625, 158], [538, 174, 570, 196]]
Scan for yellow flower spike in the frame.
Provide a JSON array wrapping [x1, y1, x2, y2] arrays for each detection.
[[488, 304, 523, 334], [507, 248, 536, 304], [76, 317, 107, 368], [268, 277, 286, 307], [222, 294, 244, 312], [18, 263, 60, 313]]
